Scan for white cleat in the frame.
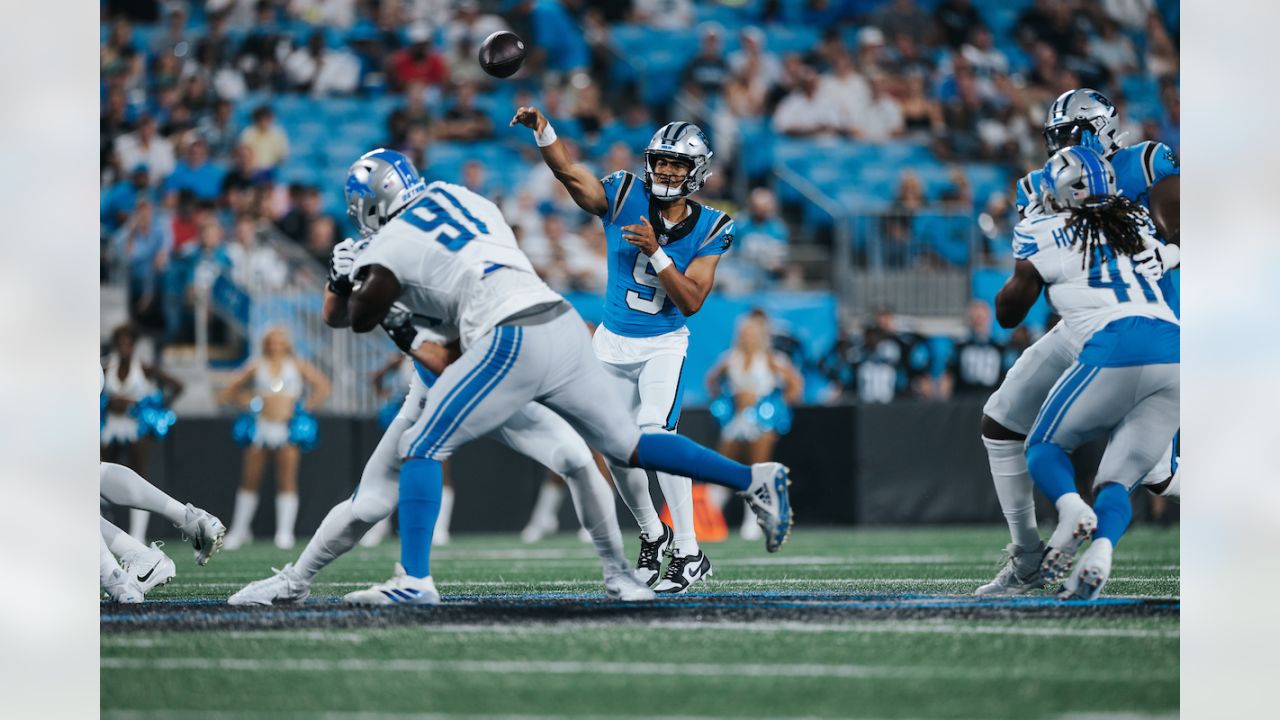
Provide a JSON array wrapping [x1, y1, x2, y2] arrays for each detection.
[[1060, 538, 1113, 600], [1041, 501, 1097, 585], [577, 527, 593, 543], [343, 563, 441, 606], [228, 563, 311, 606], [740, 515, 763, 541], [740, 462, 793, 552], [432, 527, 450, 547], [653, 551, 713, 594], [222, 529, 250, 551], [520, 515, 558, 544], [119, 542, 177, 593], [274, 533, 296, 550], [975, 542, 1046, 596], [605, 570, 656, 602], [175, 504, 227, 565], [102, 568, 145, 603]]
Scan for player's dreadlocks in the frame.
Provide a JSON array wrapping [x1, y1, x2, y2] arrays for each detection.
[[1064, 194, 1151, 270]]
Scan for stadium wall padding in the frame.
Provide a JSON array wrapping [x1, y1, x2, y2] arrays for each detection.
[[107, 402, 1165, 540]]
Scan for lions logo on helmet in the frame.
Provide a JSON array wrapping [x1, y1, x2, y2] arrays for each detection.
[[345, 148, 427, 237], [643, 122, 713, 200], [1040, 146, 1118, 212], [1042, 88, 1126, 157]]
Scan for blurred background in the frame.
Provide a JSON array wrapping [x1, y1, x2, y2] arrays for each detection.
[[97, 0, 1179, 536]]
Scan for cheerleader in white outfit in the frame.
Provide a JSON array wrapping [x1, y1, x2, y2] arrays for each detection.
[[705, 311, 803, 539], [219, 327, 331, 549], [101, 323, 183, 541]]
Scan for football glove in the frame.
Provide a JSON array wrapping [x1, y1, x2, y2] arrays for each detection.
[[327, 238, 358, 296], [381, 305, 418, 355], [1132, 244, 1180, 282]]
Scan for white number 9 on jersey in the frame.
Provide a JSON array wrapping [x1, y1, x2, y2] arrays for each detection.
[[625, 253, 668, 314]]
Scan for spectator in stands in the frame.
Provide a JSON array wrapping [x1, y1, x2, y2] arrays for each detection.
[[1158, 82, 1181, 154], [1062, 32, 1111, 91], [220, 144, 260, 200], [819, 51, 872, 133], [804, 27, 845, 74], [574, 221, 610, 293], [461, 160, 502, 204], [941, 300, 1006, 399], [197, 99, 239, 158], [150, 2, 189, 57], [855, 26, 891, 76], [102, 164, 153, 234], [445, 0, 509, 85], [977, 190, 1016, 264], [683, 24, 731, 97], [849, 74, 905, 142], [236, 2, 287, 91], [597, 104, 655, 155], [389, 24, 449, 92], [899, 72, 945, 140], [1015, 0, 1081, 57], [934, 0, 984, 49], [534, 214, 599, 292], [631, 0, 695, 30], [570, 81, 611, 143], [305, 215, 339, 268], [1089, 17, 1139, 77], [960, 26, 1009, 84], [1102, 0, 1153, 32], [291, 0, 357, 28], [436, 82, 494, 141], [878, 170, 925, 268], [1145, 11, 1179, 79], [872, 0, 936, 49], [113, 197, 173, 327], [165, 135, 226, 203], [510, 0, 589, 76], [238, 106, 289, 176], [227, 215, 288, 290], [937, 71, 996, 160], [728, 27, 783, 99], [277, 185, 324, 244], [773, 66, 841, 138], [283, 30, 362, 96], [219, 326, 331, 550], [720, 187, 791, 293], [822, 308, 934, 404], [115, 115, 175, 186]]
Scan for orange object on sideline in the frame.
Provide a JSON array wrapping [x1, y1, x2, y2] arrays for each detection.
[[659, 483, 728, 542]]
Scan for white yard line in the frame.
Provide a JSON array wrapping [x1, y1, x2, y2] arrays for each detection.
[[171, 576, 1178, 590], [100, 656, 1154, 683], [102, 712, 892, 720]]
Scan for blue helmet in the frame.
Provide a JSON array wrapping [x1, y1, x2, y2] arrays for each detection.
[[1040, 146, 1118, 211], [344, 148, 427, 237]]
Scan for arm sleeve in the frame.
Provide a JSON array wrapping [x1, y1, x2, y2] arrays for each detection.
[[1011, 218, 1041, 260], [599, 170, 629, 222], [695, 214, 735, 258], [1142, 141, 1180, 186]]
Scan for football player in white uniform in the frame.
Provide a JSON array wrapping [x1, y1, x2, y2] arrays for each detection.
[[994, 147, 1178, 599], [320, 149, 791, 604]]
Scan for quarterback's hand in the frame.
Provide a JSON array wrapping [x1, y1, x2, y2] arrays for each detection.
[[509, 106, 547, 132], [327, 238, 358, 296], [622, 216, 661, 256]]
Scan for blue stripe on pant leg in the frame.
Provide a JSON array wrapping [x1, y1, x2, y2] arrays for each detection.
[[1028, 364, 1087, 444], [1028, 365, 1099, 446], [406, 332, 504, 458], [1041, 367, 1100, 443], [663, 357, 687, 431], [422, 327, 523, 459], [415, 327, 517, 457]]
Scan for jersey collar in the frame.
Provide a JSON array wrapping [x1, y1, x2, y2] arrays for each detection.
[[649, 198, 703, 246]]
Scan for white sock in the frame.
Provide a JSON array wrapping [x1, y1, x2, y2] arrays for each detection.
[[610, 464, 663, 539], [435, 486, 455, 540], [100, 536, 123, 583], [295, 499, 372, 581], [1055, 492, 1088, 516], [527, 480, 564, 529], [657, 472, 698, 556], [983, 437, 1041, 550], [275, 493, 299, 540], [707, 484, 731, 509], [99, 462, 187, 526], [128, 509, 150, 542], [230, 489, 259, 537], [562, 463, 629, 576], [101, 517, 148, 558]]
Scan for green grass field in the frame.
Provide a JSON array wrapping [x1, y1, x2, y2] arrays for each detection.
[[101, 526, 1179, 719]]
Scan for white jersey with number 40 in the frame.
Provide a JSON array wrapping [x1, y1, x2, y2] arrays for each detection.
[[1014, 211, 1177, 344], [351, 181, 564, 350]]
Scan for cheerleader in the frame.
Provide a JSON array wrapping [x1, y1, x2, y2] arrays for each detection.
[[101, 323, 183, 541], [705, 311, 803, 540], [219, 327, 330, 549]]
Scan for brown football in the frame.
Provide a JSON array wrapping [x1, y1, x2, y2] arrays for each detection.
[[478, 31, 526, 79]]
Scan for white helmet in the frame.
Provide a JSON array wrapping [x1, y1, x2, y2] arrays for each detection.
[[344, 148, 427, 237], [1042, 88, 1126, 158], [1040, 146, 1117, 211], [643, 122, 713, 200]]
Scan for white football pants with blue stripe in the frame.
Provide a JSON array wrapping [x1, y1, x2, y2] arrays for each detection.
[[985, 324, 1177, 482], [1026, 362, 1181, 491]]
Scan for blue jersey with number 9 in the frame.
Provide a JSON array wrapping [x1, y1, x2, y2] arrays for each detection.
[[596, 170, 734, 338]]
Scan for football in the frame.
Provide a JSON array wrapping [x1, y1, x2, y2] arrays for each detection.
[[477, 30, 526, 79]]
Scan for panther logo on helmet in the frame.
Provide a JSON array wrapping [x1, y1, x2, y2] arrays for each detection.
[[1042, 88, 1126, 158]]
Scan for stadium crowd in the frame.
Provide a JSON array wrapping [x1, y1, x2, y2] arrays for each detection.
[[99, 0, 1178, 403]]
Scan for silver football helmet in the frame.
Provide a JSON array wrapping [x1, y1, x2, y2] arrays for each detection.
[[1042, 88, 1126, 157], [1040, 146, 1117, 211], [643, 122, 713, 200], [344, 148, 427, 237]]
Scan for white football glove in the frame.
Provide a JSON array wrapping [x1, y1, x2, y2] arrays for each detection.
[[327, 238, 358, 295], [1132, 244, 1180, 282]]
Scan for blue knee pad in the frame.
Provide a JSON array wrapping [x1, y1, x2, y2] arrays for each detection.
[[399, 458, 443, 578], [1025, 442, 1076, 503], [1093, 483, 1133, 546]]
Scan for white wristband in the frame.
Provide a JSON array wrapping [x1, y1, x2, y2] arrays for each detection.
[[534, 122, 558, 147], [648, 246, 673, 274]]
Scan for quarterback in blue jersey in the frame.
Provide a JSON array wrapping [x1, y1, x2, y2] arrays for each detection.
[[513, 105, 734, 593], [974, 88, 1181, 597]]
